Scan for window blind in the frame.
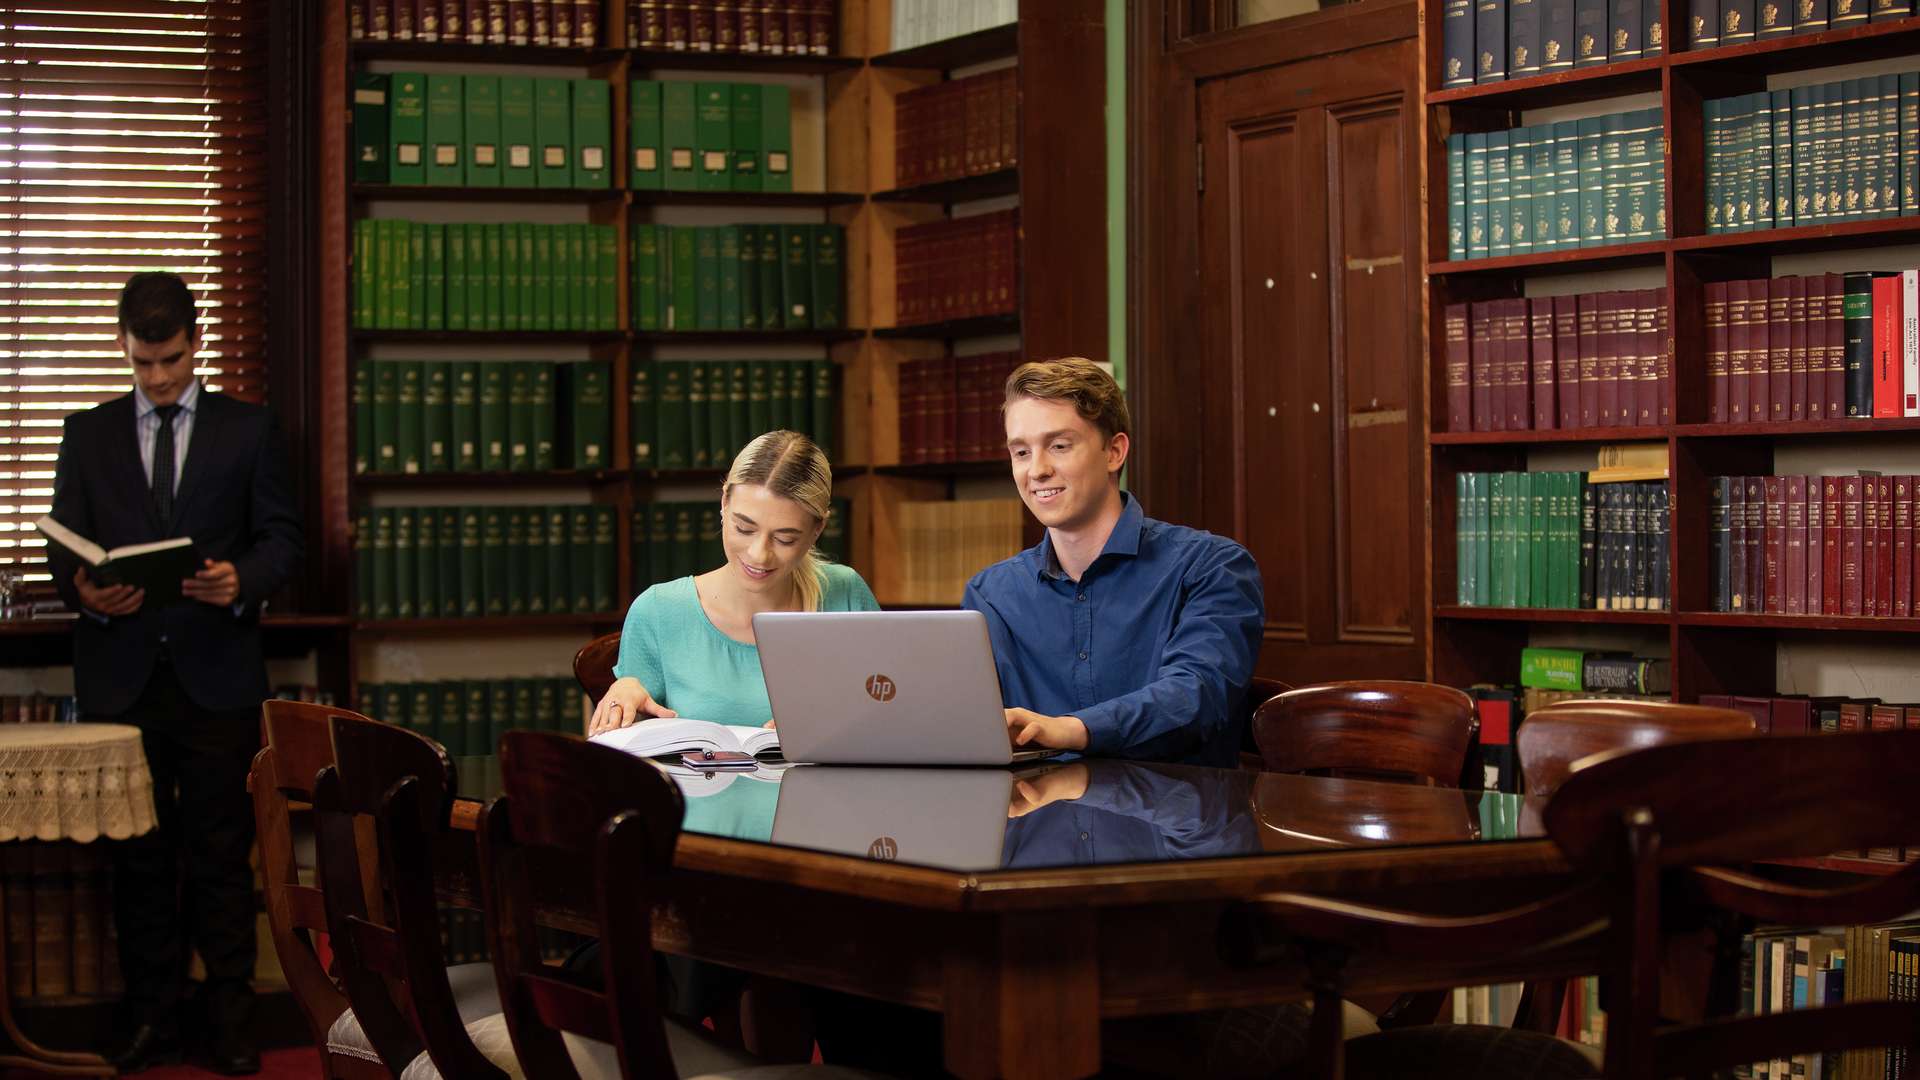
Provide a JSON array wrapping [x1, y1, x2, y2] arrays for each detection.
[[0, 1, 268, 604]]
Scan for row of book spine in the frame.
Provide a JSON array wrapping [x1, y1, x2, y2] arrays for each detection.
[[350, 0, 604, 45], [891, 499, 1026, 607], [898, 352, 1022, 465], [630, 222, 844, 332], [354, 74, 611, 189], [353, 503, 620, 621], [360, 676, 585, 756], [628, 81, 792, 192], [1704, 273, 1862, 423], [1689, 0, 1902, 50], [1455, 473, 1671, 611], [3, 845, 118, 1001], [1444, 290, 1672, 432], [1704, 76, 1920, 233], [352, 359, 613, 475], [1446, 109, 1668, 261], [894, 68, 1018, 189], [352, 220, 620, 331], [631, 497, 850, 589], [1710, 474, 1920, 617], [0, 694, 78, 724], [1439, 0, 1662, 89], [895, 210, 1018, 327], [424, 901, 585, 967], [630, 358, 837, 470], [887, 0, 1016, 52], [627, 0, 837, 55]]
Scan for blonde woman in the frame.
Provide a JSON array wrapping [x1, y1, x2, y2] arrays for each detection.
[[588, 429, 878, 736]]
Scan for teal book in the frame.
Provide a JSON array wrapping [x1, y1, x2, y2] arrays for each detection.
[[1623, 109, 1653, 241], [633, 223, 661, 330], [1529, 124, 1554, 254], [695, 82, 731, 191], [656, 361, 689, 469], [461, 681, 486, 755], [1772, 88, 1793, 227], [530, 361, 556, 470], [717, 225, 742, 329], [481, 505, 509, 616], [1577, 116, 1604, 247], [1877, 74, 1898, 220], [811, 223, 843, 329], [780, 224, 811, 328], [647, 502, 675, 585], [488, 681, 513, 752], [629, 80, 663, 190], [414, 503, 439, 621], [534, 77, 573, 189], [568, 506, 595, 613], [687, 360, 711, 469], [1552, 119, 1578, 249], [422, 361, 451, 471], [478, 361, 508, 470], [630, 362, 655, 468], [505, 506, 527, 615], [1446, 133, 1466, 260], [1753, 94, 1775, 232], [1486, 129, 1510, 258], [445, 221, 469, 329], [499, 75, 537, 187], [630, 507, 652, 595], [372, 361, 399, 473], [1704, 97, 1724, 232], [425, 73, 464, 186], [424, 223, 445, 329], [663, 80, 697, 191], [371, 508, 395, 620], [388, 72, 427, 185], [694, 226, 720, 330], [1464, 131, 1488, 259], [463, 75, 502, 186], [458, 506, 483, 617], [392, 507, 416, 619], [450, 361, 479, 471], [739, 225, 760, 330], [697, 505, 723, 572], [667, 503, 695, 582], [1903, 72, 1919, 216], [761, 84, 792, 193], [546, 503, 571, 614], [352, 361, 372, 475], [507, 362, 533, 472], [353, 73, 391, 184], [1509, 125, 1533, 255], [436, 506, 461, 616], [571, 77, 611, 188], [569, 360, 612, 470], [730, 82, 762, 191], [757, 223, 782, 329]]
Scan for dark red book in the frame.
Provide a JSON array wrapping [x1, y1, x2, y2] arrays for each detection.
[[1871, 704, 1902, 732], [634, 0, 666, 46], [664, 0, 691, 47], [763, 0, 787, 53], [1744, 476, 1767, 614], [531, 0, 551, 43], [1863, 475, 1880, 617], [1842, 475, 1864, 616], [807, 0, 833, 54], [350, 0, 370, 40], [394, 0, 417, 39], [1770, 697, 1813, 735], [1656, 288, 1672, 427], [1824, 273, 1846, 420], [420, 0, 443, 38], [1763, 474, 1784, 614], [1767, 276, 1789, 422], [935, 356, 958, 463], [1820, 475, 1841, 616], [1700, 693, 1735, 712], [898, 359, 923, 465], [1445, 303, 1470, 433], [1876, 474, 1894, 617], [506, 0, 530, 43], [1911, 476, 1920, 622], [1729, 478, 1749, 612], [1732, 695, 1774, 734], [1554, 295, 1579, 429], [785, 1, 809, 59], [714, 0, 739, 50], [1836, 700, 1871, 733], [1576, 292, 1600, 427], [552, 0, 575, 41], [442, 0, 466, 41], [486, 0, 508, 42], [1000, 69, 1018, 169], [1727, 278, 1751, 428], [1787, 274, 1808, 422], [1469, 303, 1494, 431], [1596, 291, 1622, 427], [1895, 475, 1913, 619], [370, 0, 393, 39], [1633, 288, 1658, 427], [1746, 277, 1771, 422], [575, 0, 599, 44], [463, 0, 486, 42], [738, 0, 762, 50], [1874, 274, 1905, 419], [1908, 704, 1920, 731], [1706, 280, 1729, 423], [1806, 475, 1824, 614], [690, 0, 714, 48], [1784, 474, 1807, 616], [1530, 297, 1555, 430], [1508, 299, 1533, 431]]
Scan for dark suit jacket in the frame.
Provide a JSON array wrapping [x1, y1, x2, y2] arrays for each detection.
[[48, 390, 303, 716]]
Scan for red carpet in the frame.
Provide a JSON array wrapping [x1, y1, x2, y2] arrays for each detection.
[[4, 1047, 321, 1080]]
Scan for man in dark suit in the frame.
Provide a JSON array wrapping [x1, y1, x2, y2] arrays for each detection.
[[48, 272, 302, 1075]]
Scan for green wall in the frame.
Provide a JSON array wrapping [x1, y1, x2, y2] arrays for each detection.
[[1106, 0, 1127, 386]]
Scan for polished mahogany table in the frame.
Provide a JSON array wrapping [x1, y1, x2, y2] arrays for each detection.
[[441, 759, 1593, 1080]]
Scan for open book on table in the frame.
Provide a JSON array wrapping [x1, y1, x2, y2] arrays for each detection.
[[589, 718, 782, 762], [35, 516, 198, 606]]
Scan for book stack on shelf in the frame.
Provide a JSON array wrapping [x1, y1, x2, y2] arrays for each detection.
[[353, 73, 611, 190], [2, 845, 119, 1004], [887, 0, 1015, 50], [629, 223, 844, 332], [1446, 109, 1666, 261], [353, 503, 619, 621], [631, 358, 836, 470], [1445, 288, 1670, 432], [628, 81, 794, 192], [889, 500, 1024, 606], [630, 496, 851, 589], [1711, 473, 1918, 616], [898, 352, 1022, 465], [361, 676, 586, 754], [894, 210, 1018, 327], [354, 359, 613, 475], [1439, 0, 1663, 89], [894, 68, 1018, 187], [1703, 76, 1916, 233], [350, 0, 606, 45], [0, 694, 78, 724], [352, 221, 621, 331], [625, 1, 837, 55]]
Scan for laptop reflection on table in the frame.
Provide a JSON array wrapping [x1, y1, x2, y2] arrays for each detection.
[[771, 765, 1047, 871]]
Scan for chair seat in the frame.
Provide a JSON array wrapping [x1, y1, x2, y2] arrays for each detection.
[[1345, 1023, 1601, 1080], [407, 1009, 883, 1080], [325, 961, 502, 1066]]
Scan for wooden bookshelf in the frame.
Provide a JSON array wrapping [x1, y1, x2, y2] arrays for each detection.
[[1419, 10, 1920, 703]]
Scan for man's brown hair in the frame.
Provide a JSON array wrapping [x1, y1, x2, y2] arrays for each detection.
[[1002, 357, 1131, 442]]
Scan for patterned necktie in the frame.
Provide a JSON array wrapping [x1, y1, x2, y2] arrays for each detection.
[[151, 403, 181, 526]]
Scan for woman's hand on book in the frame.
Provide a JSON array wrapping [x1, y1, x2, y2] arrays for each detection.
[[588, 677, 677, 736], [73, 569, 143, 617]]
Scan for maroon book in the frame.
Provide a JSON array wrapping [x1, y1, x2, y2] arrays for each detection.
[[636, 0, 667, 46], [690, 0, 714, 48], [1727, 278, 1751, 427], [1763, 474, 1785, 614], [714, 0, 740, 50], [420, 0, 443, 37], [1766, 276, 1789, 421], [395, 0, 418, 39], [1732, 695, 1774, 734], [1744, 476, 1767, 613], [1806, 475, 1823, 615], [575, 0, 599, 44], [531, 0, 552, 43], [1876, 475, 1895, 617], [1825, 273, 1846, 420], [1820, 475, 1841, 616], [1554, 295, 1579, 429], [1895, 475, 1913, 619], [507, 0, 530, 43], [1575, 293, 1599, 426], [1787, 274, 1808, 422], [1596, 291, 1622, 427], [487, 0, 508, 42], [1842, 475, 1864, 616], [350, 0, 369, 40], [1745, 277, 1769, 421], [664, 0, 691, 47], [1863, 476, 1880, 617], [807, 0, 833, 54], [1706, 280, 1729, 423], [784, 1, 809, 57], [370, 0, 393, 39], [1469, 303, 1494, 431], [1656, 288, 1672, 427], [442, 0, 466, 41], [762, 0, 787, 53], [739, 0, 762, 50], [1445, 304, 1470, 433], [1633, 288, 1658, 427], [1000, 68, 1018, 169], [1836, 700, 1871, 733], [934, 356, 958, 463], [1770, 697, 1813, 735], [1729, 478, 1749, 612], [1508, 299, 1533, 431], [553, 0, 575, 41], [1785, 474, 1807, 615], [1911, 476, 1920, 622], [1871, 704, 1902, 732], [464, 0, 486, 43], [1700, 693, 1735, 712], [1530, 297, 1555, 430]]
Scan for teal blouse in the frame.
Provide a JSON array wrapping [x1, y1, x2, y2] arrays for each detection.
[[612, 561, 880, 725]]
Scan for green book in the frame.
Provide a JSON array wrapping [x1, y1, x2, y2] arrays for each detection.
[[647, 502, 674, 585], [725, 359, 749, 462], [434, 683, 463, 745], [1529, 472, 1549, 607], [670, 225, 697, 330], [353, 220, 373, 327], [717, 225, 742, 329], [633, 223, 661, 330], [380, 219, 405, 328], [592, 505, 617, 613], [481, 505, 509, 616], [568, 506, 595, 612], [499, 75, 537, 187], [630, 362, 655, 468], [687, 360, 711, 468], [500, 222, 523, 331], [463, 75, 501, 186], [696, 504, 723, 571], [546, 504, 571, 614], [511, 679, 535, 737], [525, 507, 548, 614], [372, 360, 399, 473], [482, 223, 504, 331], [507, 362, 533, 472], [569, 360, 612, 470], [657, 361, 689, 469], [654, 224, 674, 329], [422, 361, 450, 471], [596, 224, 618, 329], [531, 679, 554, 733], [630, 506, 652, 592], [488, 681, 513, 754], [530, 223, 553, 330], [406, 222, 427, 328], [669, 503, 696, 582], [1623, 110, 1652, 241], [810, 359, 835, 457], [761, 84, 791, 193], [458, 506, 483, 617], [450, 361, 479, 470], [379, 684, 409, 733], [534, 77, 573, 189], [478, 361, 508, 470], [425, 73, 464, 186], [522, 222, 542, 329], [757, 223, 782, 329], [629, 80, 663, 190], [767, 359, 790, 432], [352, 362, 372, 474], [811, 223, 843, 329], [707, 362, 731, 467], [543, 223, 567, 330], [694, 226, 720, 330], [371, 508, 396, 619], [530, 361, 556, 470], [393, 507, 416, 619], [695, 82, 731, 191], [436, 506, 461, 616], [388, 72, 427, 185], [354, 507, 373, 617], [424, 223, 445, 329], [573, 224, 594, 331], [663, 80, 697, 191], [414, 503, 439, 620], [785, 358, 809, 438], [353, 72, 391, 184], [746, 361, 772, 441], [739, 226, 760, 330], [444, 221, 468, 329], [571, 77, 611, 188], [780, 224, 811, 329], [1519, 646, 1585, 690], [505, 506, 527, 615], [461, 681, 487, 755], [730, 83, 762, 191]]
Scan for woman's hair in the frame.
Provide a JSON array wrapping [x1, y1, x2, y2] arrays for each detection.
[[723, 429, 834, 611]]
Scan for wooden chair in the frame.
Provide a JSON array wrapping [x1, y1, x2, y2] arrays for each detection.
[[1516, 700, 1756, 798], [573, 632, 620, 706], [310, 712, 509, 1079], [1238, 676, 1293, 771], [478, 730, 873, 1079], [251, 699, 389, 1080], [1252, 680, 1479, 786]]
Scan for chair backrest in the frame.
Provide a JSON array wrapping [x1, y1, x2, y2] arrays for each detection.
[[1516, 700, 1756, 797], [1237, 676, 1293, 769], [253, 700, 354, 1055], [574, 632, 621, 705], [1543, 730, 1920, 1078], [312, 713, 506, 1080], [479, 731, 685, 1080], [1251, 680, 1478, 786]]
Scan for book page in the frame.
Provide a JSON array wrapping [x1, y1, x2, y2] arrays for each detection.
[[727, 725, 781, 759], [33, 516, 104, 566], [105, 536, 196, 561], [589, 717, 742, 759]]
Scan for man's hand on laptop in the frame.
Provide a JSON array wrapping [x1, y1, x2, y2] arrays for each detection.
[[1007, 764, 1090, 818], [588, 677, 678, 736], [1005, 708, 1088, 751]]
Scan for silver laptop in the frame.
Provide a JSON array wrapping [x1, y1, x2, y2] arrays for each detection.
[[770, 765, 1013, 870], [753, 610, 1059, 766]]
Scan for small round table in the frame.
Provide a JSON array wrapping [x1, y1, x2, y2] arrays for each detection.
[[0, 722, 157, 1077]]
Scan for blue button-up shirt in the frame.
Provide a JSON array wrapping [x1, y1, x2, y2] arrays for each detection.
[[962, 493, 1265, 767]]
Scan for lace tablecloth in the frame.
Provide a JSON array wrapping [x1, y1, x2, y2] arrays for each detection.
[[0, 724, 156, 843]]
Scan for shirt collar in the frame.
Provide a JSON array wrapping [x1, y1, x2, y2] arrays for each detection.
[[133, 377, 200, 419], [1033, 491, 1145, 581]]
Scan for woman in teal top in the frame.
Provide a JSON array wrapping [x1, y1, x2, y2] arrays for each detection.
[[588, 428, 879, 736]]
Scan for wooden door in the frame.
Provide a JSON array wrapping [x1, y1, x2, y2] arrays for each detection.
[[1195, 37, 1425, 685]]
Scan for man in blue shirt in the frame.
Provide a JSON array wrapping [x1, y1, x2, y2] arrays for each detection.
[[963, 357, 1265, 767]]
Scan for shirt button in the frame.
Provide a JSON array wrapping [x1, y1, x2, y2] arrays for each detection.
[[1080, 832, 1091, 841], [1078, 651, 1088, 660], [1077, 593, 1086, 602]]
